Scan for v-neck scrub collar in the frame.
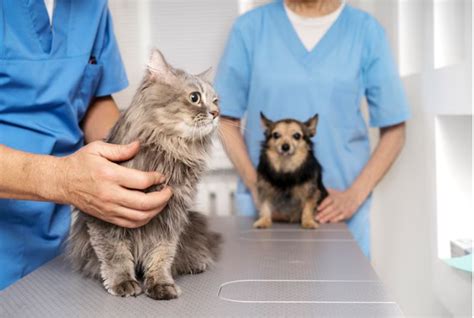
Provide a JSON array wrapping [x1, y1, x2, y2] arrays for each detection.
[[284, 1, 345, 27], [271, 1, 348, 64]]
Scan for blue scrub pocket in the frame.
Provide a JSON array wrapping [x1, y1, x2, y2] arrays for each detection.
[[77, 63, 103, 121]]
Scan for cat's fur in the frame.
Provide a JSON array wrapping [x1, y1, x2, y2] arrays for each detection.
[[68, 49, 221, 300]]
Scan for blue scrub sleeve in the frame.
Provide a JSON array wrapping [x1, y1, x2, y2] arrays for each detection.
[[94, 8, 129, 97], [363, 19, 411, 128], [214, 24, 251, 119]]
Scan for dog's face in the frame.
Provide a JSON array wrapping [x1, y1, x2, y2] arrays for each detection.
[[260, 113, 318, 158]]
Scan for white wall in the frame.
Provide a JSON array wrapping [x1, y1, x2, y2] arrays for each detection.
[[360, 0, 473, 316]]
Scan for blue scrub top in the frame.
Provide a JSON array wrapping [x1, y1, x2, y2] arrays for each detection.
[[214, 1, 410, 257], [0, 0, 128, 289]]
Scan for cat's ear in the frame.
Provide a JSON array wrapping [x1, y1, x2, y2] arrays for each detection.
[[260, 112, 273, 131], [304, 113, 319, 137], [147, 48, 174, 83], [197, 67, 213, 81]]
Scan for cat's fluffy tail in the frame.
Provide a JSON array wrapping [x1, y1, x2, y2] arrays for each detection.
[[173, 211, 222, 275]]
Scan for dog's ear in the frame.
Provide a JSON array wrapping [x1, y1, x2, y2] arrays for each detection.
[[304, 114, 319, 137], [260, 112, 273, 131]]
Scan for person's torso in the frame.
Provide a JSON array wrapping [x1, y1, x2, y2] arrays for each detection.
[[237, 2, 374, 189], [0, 0, 110, 290], [0, 0, 109, 156]]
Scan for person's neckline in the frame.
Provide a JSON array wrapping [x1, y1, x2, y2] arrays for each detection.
[[284, 1, 345, 26], [271, 1, 349, 63]]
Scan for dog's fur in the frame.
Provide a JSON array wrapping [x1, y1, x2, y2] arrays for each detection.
[[254, 113, 328, 229]]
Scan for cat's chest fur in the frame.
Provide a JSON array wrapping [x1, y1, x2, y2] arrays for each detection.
[[125, 139, 209, 227]]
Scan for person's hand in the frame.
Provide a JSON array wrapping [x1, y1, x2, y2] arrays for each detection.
[[56, 141, 173, 228], [315, 188, 365, 224]]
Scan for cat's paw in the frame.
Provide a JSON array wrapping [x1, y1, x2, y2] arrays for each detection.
[[190, 259, 212, 274], [107, 280, 142, 297], [145, 283, 180, 300], [253, 217, 272, 229], [301, 219, 319, 229]]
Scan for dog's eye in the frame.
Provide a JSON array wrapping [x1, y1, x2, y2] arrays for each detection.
[[293, 133, 302, 140], [272, 132, 281, 139], [189, 92, 201, 105]]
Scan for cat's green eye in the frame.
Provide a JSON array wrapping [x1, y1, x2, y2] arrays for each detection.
[[213, 98, 219, 105], [189, 92, 201, 105]]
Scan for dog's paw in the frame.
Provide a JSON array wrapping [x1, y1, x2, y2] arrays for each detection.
[[253, 218, 272, 229], [107, 279, 142, 297], [145, 283, 179, 300], [301, 219, 319, 229]]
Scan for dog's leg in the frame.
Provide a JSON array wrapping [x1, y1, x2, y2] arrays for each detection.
[[143, 238, 181, 300], [301, 200, 319, 229], [253, 201, 273, 229]]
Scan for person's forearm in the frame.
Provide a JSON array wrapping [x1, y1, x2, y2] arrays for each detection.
[[0, 145, 65, 202], [81, 95, 121, 144], [350, 123, 406, 202], [219, 118, 257, 189]]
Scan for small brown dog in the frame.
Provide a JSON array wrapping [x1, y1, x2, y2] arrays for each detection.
[[254, 113, 328, 229]]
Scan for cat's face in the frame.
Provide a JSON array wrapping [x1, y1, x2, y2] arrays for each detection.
[[142, 49, 220, 141]]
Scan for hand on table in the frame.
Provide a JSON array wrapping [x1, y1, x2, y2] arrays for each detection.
[[56, 141, 173, 228], [315, 188, 365, 224]]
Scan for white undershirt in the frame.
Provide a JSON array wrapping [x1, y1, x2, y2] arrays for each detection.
[[44, 0, 55, 25], [284, 2, 345, 52]]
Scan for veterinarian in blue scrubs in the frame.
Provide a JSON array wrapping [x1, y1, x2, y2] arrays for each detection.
[[216, 0, 410, 257], [0, 0, 128, 289], [0, 1, 174, 290]]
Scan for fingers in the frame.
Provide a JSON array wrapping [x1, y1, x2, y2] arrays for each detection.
[[103, 187, 173, 228], [114, 165, 166, 190], [320, 211, 341, 224], [333, 214, 345, 223], [114, 186, 173, 211], [316, 205, 336, 223], [93, 141, 140, 162], [317, 196, 333, 212]]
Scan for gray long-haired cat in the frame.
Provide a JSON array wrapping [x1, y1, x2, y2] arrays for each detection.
[[68, 49, 221, 300]]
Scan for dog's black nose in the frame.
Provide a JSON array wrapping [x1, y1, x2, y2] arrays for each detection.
[[281, 143, 290, 152]]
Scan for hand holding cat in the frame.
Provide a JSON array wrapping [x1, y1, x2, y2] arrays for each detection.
[[56, 141, 173, 228], [315, 188, 365, 223]]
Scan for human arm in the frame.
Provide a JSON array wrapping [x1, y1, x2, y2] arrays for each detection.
[[81, 95, 121, 143], [219, 117, 259, 206], [316, 17, 411, 223], [315, 122, 406, 223], [0, 141, 172, 228]]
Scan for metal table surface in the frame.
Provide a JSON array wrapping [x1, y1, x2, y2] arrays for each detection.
[[0, 217, 403, 317]]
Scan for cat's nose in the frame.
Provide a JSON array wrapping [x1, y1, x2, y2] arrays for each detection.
[[209, 110, 220, 119]]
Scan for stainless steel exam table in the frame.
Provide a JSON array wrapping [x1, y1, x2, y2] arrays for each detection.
[[0, 217, 403, 317]]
